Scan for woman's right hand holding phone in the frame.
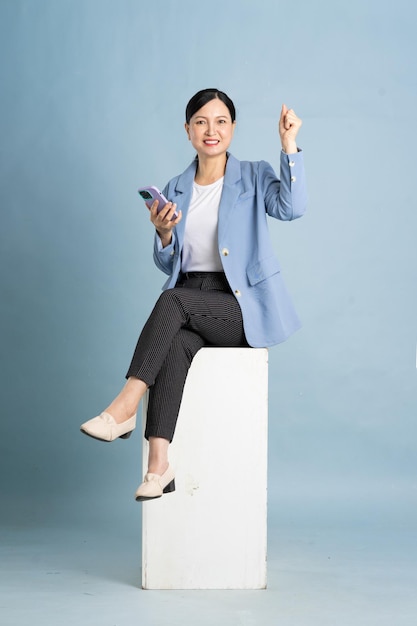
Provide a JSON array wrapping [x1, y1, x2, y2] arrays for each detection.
[[150, 200, 182, 248]]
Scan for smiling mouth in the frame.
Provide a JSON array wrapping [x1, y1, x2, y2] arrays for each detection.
[[204, 140, 219, 145]]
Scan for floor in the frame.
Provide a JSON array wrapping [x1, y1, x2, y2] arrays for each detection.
[[2, 515, 416, 626]]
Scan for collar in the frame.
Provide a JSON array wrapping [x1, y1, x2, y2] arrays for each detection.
[[174, 152, 241, 193]]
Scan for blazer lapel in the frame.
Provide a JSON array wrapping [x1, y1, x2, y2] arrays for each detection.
[[171, 153, 242, 245], [218, 154, 242, 236], [171, 158, 197, 245]]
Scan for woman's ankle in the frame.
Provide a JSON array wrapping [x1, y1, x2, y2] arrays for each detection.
[[147, 436, 170, 475], [105, 398, 136, 424], [147, 460, 169, 476], [105, 379, 147, 424]]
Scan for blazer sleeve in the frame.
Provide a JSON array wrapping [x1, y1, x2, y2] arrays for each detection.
[[152, 181, 177, 275], [261, 150, 307, 221], [153, 232, 177, 275]]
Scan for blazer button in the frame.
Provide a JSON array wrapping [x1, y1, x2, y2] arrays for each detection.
[[234, 289, 241, 297], [290, 176, 297, 183], [289, 160, 295, 167], [170, 250, 175, 256], [221, 248, 229, 256]]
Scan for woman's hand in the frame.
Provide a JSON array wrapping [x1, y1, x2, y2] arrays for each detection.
[[279, 104, 302, 154], [149, 200, 182, 248]]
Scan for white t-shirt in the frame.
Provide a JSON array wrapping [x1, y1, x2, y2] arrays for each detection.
[[181, 177, 224, 272]]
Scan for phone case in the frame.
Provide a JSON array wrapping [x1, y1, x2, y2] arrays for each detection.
[[138, 186, 178, 219]]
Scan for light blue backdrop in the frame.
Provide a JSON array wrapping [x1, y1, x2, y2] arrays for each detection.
[[1, 0, 416, 534]]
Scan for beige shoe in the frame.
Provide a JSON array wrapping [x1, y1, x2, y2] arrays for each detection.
[[80, 412, 136, 442], [135, 465, 176, 501]]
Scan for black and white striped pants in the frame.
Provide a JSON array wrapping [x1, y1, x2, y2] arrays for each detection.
[[126, 272, 248, 442]]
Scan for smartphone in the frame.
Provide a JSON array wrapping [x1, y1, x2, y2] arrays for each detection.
[[138, 186, 178, 219]]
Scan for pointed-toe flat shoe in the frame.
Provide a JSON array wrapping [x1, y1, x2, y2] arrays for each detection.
[[135, 465, 176, 501], [80, 412, 136, 442]]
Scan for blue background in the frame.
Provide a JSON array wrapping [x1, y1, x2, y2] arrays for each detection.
[[1, 1, 416, 624]]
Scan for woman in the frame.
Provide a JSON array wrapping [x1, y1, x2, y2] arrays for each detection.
[[80, 88, 307, 501]]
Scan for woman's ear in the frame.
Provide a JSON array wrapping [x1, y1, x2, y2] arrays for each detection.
[[184, 123, 191, 140]]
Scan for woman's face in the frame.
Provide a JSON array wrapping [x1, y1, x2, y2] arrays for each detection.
[[185, 98, 236, 159]]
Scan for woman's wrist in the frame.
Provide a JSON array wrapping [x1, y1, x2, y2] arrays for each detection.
[[157, 230, 172, 248], [281, 140, 298, 155]]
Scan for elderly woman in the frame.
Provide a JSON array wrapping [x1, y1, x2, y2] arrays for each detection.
[[81, 88, 307, 502]]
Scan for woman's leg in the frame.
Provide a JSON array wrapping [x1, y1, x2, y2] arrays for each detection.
[[101, 288, 212, 425], [92, 281, 246, 475], [88, 284, 242, 428], [104, 377, 148, 424], [126, 286, 246, 384], [147, 436, 170, 475], [140, 297, 246, 476], [145, 328, 205, 442], [139, 328, 204, 476], [142, 290, 247, 463]]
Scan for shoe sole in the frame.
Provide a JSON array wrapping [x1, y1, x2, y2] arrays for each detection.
[[135, 479, 176, 502], [80, 428, 133, 442]]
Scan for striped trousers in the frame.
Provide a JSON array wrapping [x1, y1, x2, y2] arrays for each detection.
[[126, 272, 248, 442]]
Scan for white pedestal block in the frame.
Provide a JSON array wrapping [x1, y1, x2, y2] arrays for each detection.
[[141, 347, 268, 590]]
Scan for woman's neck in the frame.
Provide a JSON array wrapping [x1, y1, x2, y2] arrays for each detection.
[[194, 154, 227, 185]]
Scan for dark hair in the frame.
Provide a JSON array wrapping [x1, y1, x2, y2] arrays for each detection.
[[185, 88, 236, 124]]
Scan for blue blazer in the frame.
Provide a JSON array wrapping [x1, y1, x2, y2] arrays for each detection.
[[153, 151, 307, 347]]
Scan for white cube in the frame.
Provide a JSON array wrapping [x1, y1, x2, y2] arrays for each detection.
[[142, 347, 268, 589]]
